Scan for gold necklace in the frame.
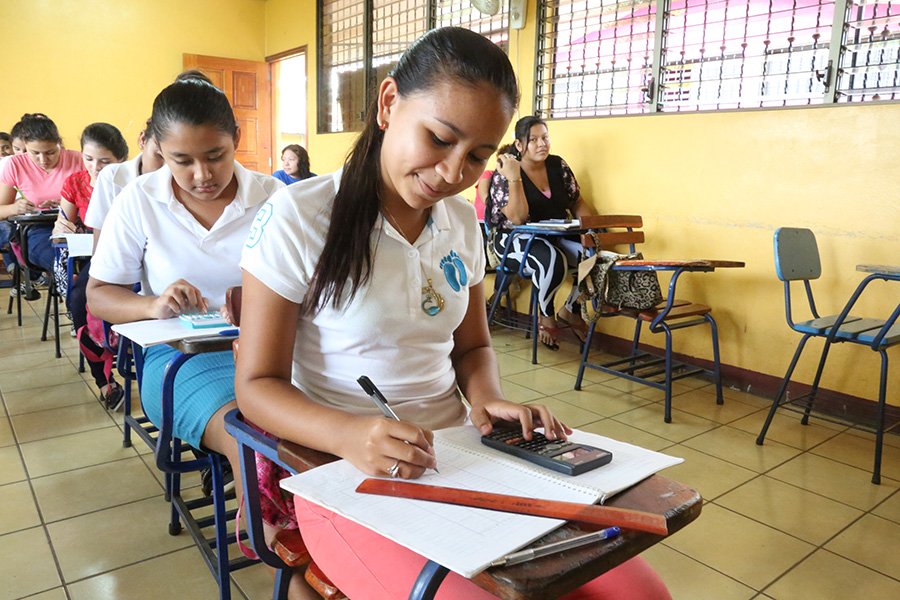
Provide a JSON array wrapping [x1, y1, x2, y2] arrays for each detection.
[[382, 205, 445, 317]]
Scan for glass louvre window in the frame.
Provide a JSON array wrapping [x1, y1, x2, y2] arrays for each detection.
[[536, 1, 659, 118], [837, 0, 900, 102], [434, 0, 510, 49], [659, 1, 835, 111], [320, 0, 367, 133]]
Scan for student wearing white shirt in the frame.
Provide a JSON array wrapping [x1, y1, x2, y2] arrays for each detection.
[[89, 77, 284, 504], [237, 27, 670, 600]]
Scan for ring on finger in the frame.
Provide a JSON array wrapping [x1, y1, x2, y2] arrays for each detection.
[[387, 461, 401, 478]]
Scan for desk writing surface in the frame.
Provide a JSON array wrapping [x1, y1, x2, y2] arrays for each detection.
[[112, 317, 235, 347], [857, 264, 900, 276]]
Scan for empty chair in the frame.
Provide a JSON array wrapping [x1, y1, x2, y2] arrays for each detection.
[[756, 227, 900, 484]]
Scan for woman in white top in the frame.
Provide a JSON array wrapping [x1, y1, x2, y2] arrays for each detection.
[[238, 27, 670, 600], [88, 77, 283, 502]]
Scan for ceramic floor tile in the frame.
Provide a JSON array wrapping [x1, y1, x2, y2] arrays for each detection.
[[0, 335, 51, 359], [642, 544, 756, 600], [495, 352, 539, 377], [549, 358, 618, 384], [232, 561, 280, 600], [730, 410, 846, 451], [811, 431, 900, 481], [11, 401, 115, 443], [0, 418, 13, 447], [550, 386, 653, 417], [663, 445, 758, 501], [66, 547, 240, 600], [0, 347, 63, 374], [580, 419, 674, 452], [499, 378, 550, 403], [19, 426, 138, 477], [764, 549, 900, 600], [716, 475, 863, 545], [488, 330, 534, 353], [505, 366, 581, 396], [683, 426, 802, 473], [610, 404, 719, 444], [0, 445, 26, 485], [0, 362, 87, 394], [522, 396, 604, 428], [506, 342, 584, 366], [32, 456, 163, 522], [766, 452, 898, 510], [21, 588, 68, 600], [872, 489, 900, 524], [48, 496, 193, 582], [665, 504, 814, 591], [4, 380, 98, 416], [674, 388, 765, 425], [720, 386, 775, 409], [632, 380, 700, 402], [0, 481, 41, 535], [844, 425, 900, 449], [824, 514, 900, 579], [0, 526, 62, 600]]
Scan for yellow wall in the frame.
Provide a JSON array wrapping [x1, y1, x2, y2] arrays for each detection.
[[0, 0, 267, 154], [267, 0, 900, 403]]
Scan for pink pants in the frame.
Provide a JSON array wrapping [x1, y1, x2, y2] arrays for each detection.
[[295, 497, 672, 600]]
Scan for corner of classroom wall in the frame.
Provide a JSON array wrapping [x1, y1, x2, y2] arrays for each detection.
[[0, 0, 267, 155], [264, 0, 899, 403]]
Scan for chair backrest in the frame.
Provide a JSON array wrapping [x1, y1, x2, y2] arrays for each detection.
[[774, 227, 821, 282], [226, 286, 243, 326], [580, 215, 645, 254]]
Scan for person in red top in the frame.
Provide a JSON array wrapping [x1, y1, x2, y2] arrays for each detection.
[[52, 123, 128, 408]]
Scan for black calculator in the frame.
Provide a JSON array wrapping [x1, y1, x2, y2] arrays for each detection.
[[481, 426, 612, 476]]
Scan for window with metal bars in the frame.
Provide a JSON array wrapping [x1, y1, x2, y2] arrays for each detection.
[[318, 0, 509, 133], [535, 0, 899, 118]]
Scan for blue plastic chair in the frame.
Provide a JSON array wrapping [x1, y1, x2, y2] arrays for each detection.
[[756, 227, 900, 484]]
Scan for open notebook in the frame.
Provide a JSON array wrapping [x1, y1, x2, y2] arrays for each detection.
[[280, 425, 682, 578]]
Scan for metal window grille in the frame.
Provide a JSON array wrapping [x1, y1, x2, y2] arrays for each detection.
[[659, 1, 836, 111], [837, 0, 900, 102], [536, 1, 660, 118], [434, 0, 510, 50], [373, 0, 429, 84], [320, 0, 367, 132]]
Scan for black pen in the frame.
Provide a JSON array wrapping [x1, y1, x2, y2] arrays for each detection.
[[490, 527, 621, 567], [357, 376, 439, 473]]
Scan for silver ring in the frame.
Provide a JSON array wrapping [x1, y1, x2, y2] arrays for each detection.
[[387, 461, 401, 478]]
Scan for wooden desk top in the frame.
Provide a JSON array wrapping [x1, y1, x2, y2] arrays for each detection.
[[857, 264, 900, 276], [615, 259, 745, 270], [9, 211, 58, 224], [278, 440, 702, 600]]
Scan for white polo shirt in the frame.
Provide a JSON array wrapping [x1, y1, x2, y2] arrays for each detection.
[[84, 155, 142, 230], [92, 161, 284, 308], [240, 171, 486, 430]]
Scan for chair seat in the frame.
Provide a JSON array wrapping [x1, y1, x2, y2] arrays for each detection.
[[794, 314, 860, 334], [849, 322, 900, 346]]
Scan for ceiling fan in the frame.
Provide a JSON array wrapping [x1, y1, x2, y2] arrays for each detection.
[[470, 0, 527, 29]]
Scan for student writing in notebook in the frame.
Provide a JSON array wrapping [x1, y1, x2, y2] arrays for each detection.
[[237, 27, 670, 600]]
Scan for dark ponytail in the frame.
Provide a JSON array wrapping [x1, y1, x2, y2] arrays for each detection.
[[17, 113, 62, 144], [303, 26, 518, 314], [81, 122, 129, 161]]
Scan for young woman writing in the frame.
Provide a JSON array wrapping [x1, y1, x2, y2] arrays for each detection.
[[238, 27, 669, 600]]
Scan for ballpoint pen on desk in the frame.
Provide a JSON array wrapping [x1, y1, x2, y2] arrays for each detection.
[[490, 526, 621, 567], [357, 375, 439, 473]]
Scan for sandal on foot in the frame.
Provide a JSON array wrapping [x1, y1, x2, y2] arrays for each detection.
[[102, 382, 125, 412], [538, 324, 561, 351], [556, 310, 589, 344]]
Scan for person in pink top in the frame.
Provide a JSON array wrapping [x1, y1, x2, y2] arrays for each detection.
[[0, 113, 83, 288]]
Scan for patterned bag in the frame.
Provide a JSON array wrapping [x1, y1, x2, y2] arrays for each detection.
[[577, 240, 663, 322]]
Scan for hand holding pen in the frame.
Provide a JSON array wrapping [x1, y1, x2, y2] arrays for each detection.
[[357, 376, 439, 476]]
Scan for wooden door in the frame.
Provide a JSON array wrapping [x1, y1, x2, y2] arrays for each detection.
[[183, 54, 272, 173]]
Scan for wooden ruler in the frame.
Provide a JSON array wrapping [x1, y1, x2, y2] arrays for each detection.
[[356, 479, 668, 536]]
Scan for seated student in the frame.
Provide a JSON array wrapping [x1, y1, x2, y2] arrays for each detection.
[[88, 77, 283, 500], [272, 144, 315, 185], [237, 27, 670, 600], [0, 113, 84, 299], [51, 122, 128, 407], [487, 116, 594, 350], [0, 133, 12, 157], [474, 144, 511, 223]]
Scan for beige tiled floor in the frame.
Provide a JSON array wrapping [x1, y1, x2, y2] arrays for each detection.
[[1, 304, 899, 599]]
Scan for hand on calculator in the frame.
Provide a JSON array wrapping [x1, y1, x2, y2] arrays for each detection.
[[151, 279, 209, 320]]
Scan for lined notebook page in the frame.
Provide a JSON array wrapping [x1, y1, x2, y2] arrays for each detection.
[[280, 426, 682, 578]]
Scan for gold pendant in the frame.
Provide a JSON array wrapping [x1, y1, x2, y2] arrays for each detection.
[[421, 279, 444, 316]]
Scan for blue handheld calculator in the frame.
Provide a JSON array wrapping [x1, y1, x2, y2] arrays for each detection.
[[179, 311, 229, 329]]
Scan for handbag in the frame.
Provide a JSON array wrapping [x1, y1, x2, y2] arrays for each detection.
[[576, 234, 663, 322]]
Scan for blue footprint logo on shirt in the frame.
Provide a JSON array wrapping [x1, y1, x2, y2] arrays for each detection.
[[440, 250, 468, 292]]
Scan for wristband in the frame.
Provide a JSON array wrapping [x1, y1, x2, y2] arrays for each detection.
[[507, 179, 522, 183]]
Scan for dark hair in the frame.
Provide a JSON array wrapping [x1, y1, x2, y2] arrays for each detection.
[[16, 113, 62, 144], [282, 144, 311, 179], [0, 132, 10, 143], [9, 121, 23, 140], [175, 69, 216, 87], [148, 79, 237, 142], [496, 143, 512, 157], [303, 26, 518, 314], [81, 123, 129, 161], [513, 115, 547, 153]]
